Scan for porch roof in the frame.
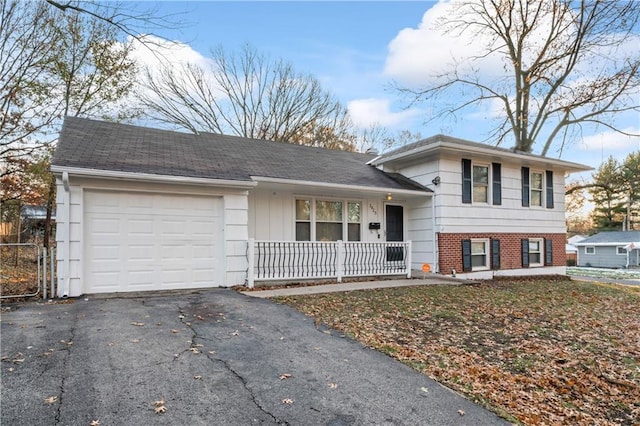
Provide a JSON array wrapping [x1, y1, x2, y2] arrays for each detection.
[[52, 117, 430, 194]]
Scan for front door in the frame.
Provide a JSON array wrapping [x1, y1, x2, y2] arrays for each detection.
[[385, 205, 404, 261]]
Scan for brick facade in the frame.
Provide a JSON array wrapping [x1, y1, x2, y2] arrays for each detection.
[[437, 232, 566, 274]]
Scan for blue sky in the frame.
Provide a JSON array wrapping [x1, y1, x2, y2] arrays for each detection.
[[134, 1, 640, 176]]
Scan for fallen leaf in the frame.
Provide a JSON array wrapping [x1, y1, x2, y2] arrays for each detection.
[[208, 350, 217, 355], [108, 342, 116, 347], [154, 398, 165, 407], [130, 322, 144, 327], [281, 398, 294, 404], [457, 410, 465, 416], [189, 347, 200, 354], [279, 373, 292, 380], [194, 375, 202, 380], [90, 420, 100, 426], [420, 387, 429, 394], [170, 329, 179, 334], [44, 396, 58, 404], [131, 339, 140, 343], [231, 330, 239, 336], [328, 383, 338, 389], [154, 405, 167, 414]]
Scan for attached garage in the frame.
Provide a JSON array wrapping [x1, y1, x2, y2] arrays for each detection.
[[83, 190, 224, 294]]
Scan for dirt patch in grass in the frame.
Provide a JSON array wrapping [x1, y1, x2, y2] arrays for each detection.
[[276, 278, 640, 425]]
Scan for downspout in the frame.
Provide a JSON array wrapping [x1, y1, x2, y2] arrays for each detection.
[[60, 172, 70, 298], [432, 190, 439, 273]]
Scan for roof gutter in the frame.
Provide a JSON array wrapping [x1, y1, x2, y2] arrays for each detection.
[[50, 166, 258, 189], [250, 176, 432, 197]]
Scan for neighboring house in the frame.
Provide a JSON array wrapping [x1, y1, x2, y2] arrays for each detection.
[[566, 235, 586, 265], [51, 117, 591, 297], [574, 231, 640, 269]]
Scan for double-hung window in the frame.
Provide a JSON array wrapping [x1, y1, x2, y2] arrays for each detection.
[[462, 159, 501, 204], [529, 238, 543, 266], [530, 171, 543, 207], [473, 165, 489, 203], [295, 198, 361, 242], [471, 239, 490, 270], [522, 167, 554, 208]]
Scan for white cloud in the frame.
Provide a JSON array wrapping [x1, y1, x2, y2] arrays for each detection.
[[129, 35, 211, 70], [383, 1, 503, 86], [579, 129, 640, 152], [347, 98, 421, 128]]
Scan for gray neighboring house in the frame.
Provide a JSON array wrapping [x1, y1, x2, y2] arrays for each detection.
[[574, 231, 640, 268]]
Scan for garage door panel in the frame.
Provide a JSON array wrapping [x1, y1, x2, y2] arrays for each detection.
[[84, 190, 224, 294]]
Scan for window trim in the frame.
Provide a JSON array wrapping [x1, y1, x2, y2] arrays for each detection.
[[529, 238, 544, 267], [617, 246, 627, 256], [470, 238, 490, 271], [585, 246, 596, 255], [294, 197, 362, 242]]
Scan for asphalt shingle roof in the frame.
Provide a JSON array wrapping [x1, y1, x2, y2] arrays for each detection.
[[52, 117, 429, 193], [575, 231, 640, 245]]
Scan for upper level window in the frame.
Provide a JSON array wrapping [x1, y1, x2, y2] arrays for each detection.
[[473, 165, 489, 203], [462, 159, 501, 205], [522, 167, 554, 209], [296, 199, 361, 242], [531, 171, 543, 206]]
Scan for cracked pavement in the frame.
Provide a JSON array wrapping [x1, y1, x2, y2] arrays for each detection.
[[1, 289, 508, 425]]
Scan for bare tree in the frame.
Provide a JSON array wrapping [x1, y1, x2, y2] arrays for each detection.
[[139, 44, 355, 148], [1, 0, 61, 159], [396, 0, 640, 155]]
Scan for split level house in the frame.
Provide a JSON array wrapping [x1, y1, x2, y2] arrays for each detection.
[[51, 117, 591, 297]]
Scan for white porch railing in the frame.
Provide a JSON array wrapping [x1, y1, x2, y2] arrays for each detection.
[[247, 239, 411, 288]]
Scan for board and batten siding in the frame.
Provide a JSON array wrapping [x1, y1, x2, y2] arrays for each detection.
[[55, 176, 249, 297], [247, 187, 387, 243], [397, 156, 567, 234]]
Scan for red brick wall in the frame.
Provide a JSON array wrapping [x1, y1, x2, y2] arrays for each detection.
[[437, 232, 566, 274]]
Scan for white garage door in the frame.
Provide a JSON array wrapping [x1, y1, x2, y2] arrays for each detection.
[[84, 190, 224, 293]]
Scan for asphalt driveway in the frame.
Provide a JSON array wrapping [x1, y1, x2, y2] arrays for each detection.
[[1, 289, 507, 425]]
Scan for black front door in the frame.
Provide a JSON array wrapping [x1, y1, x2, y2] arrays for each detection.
[[385, 205, 404, 261], [385, 205, 403, 241]]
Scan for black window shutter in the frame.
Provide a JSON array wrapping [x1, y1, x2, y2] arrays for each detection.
[[521, 167, 530, 207], [462, 239, 472, 272], [491, 239, 501, 270], [462, 159, 472, 204], [522, 239, 530, 267], [546, 170, 554, 209], [545, 238, 553, 265], [492, 163, 502, 205]]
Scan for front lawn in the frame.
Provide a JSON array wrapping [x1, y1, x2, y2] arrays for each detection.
[[276, 278, 640, 425]]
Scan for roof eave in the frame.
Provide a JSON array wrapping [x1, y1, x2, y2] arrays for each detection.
[[375, 140, 593, 173], [250, 176, 432, 197], [50, 166, 258, 189]]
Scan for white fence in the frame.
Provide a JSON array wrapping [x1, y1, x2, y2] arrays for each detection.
[[247, 239, 411, 288]]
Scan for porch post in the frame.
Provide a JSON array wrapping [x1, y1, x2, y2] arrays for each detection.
[[247, 238, 255, 288], [406, 240, 412, 278], [337, 240, 344, 283]]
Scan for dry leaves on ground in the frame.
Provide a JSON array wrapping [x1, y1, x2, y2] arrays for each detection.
[[278, 278, 640, 425]]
